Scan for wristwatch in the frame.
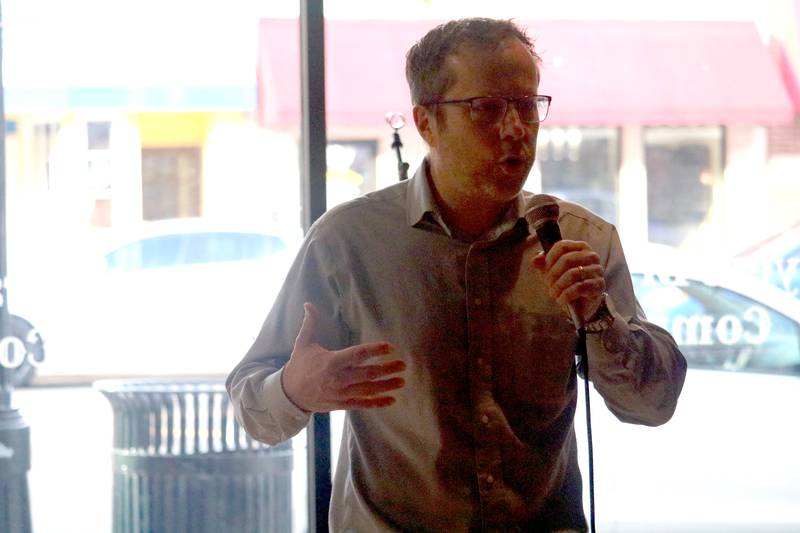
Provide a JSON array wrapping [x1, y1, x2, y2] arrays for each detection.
[[584, 293, 615, 333]]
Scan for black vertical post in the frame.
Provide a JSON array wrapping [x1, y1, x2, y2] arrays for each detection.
[[299, 1, 331, 532], [0, 2, 34, 532], [300, 0, 328, 234], [0, 0, 9, 404]]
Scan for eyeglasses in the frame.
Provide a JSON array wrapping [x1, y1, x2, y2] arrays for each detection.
[[425, 95, 552, 125]]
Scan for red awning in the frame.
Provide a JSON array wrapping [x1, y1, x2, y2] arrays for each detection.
[[257, 19, 795, 128]]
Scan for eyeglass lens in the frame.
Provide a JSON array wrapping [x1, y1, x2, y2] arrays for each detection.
[[471, 97, 548, 124]]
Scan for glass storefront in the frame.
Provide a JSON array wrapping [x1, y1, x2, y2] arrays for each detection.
[[2, 1, 800, 531]]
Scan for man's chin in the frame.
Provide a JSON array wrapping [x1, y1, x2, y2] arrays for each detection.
[[495, 161, 532, 188]]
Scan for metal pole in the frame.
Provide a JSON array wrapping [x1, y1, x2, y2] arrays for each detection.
[[0, 1, 34, 531], [385, 112, 409, 181], [300, 0, 328, 234], [299, 1, 331, 532], [0, 0, 10, 404]]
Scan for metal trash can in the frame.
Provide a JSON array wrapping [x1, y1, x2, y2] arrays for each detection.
[[95, 378, 293, 533]]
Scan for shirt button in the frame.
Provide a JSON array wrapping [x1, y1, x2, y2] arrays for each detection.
[[474, 297, 482, 305]]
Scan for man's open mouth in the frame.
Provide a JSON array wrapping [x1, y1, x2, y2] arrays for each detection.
[[499, 155, 526, 167]]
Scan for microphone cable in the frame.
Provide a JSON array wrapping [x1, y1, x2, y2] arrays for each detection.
[[576, 327, 596, 533]]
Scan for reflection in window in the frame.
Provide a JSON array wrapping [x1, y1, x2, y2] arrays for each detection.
[[32, 123, 59, 189], [141, 147, 202, 221], [632, 273, 800, 374], [87, 121, 112, 150], [644, 127, 723, 246], [326, 140, 377, 208], [104, 232, 287, 270], [538, 127, 619, 225]]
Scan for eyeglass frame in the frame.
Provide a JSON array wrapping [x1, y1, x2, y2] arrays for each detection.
[[421, 94, 552, 125]]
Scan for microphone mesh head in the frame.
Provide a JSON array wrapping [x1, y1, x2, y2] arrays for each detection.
[[527, 196, 560, 229]]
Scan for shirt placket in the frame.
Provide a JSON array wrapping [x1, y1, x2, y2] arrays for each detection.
[[465, 243, 506, 526]]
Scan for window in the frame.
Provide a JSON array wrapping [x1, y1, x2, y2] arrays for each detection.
[[6, 4, 800, 533], [326, 140, 378, 208], [104, 232, 287, 270], [32, 123, 59, 189], [633, 272, 800, 374], [644, 127, 724, 246], [141, 147, 202, 221], [87, 121, 111, 150], [539, 127, 619, 224]]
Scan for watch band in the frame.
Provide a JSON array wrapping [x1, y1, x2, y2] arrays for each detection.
[[584, 292, 615, 333]]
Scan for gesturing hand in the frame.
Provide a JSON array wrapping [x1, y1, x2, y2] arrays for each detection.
[[281, 302, 407, 413], [532, 240, 606, 324]]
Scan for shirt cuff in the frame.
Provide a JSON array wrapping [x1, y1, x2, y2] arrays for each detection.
[[584, 294, 638, 373], [244, 367, 312, 424]]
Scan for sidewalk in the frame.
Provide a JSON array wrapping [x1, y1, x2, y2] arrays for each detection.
[[13, 385, 113, 533]]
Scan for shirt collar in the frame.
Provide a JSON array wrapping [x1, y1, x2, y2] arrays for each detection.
[[405, 159, 438, 227], [405, 158, 528, 240]]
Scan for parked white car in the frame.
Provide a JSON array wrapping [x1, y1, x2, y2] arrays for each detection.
[[576, 245, 800, 532], [734, 220, 800, 300], [6, 218, 301, 385]]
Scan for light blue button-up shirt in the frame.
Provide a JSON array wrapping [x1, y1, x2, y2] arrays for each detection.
[[226, 161, 686, 532]]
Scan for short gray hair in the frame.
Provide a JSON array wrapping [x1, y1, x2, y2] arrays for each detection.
[[405, 18, 539, 105]]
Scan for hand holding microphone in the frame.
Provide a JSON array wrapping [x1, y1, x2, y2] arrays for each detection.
[[526, 196, 606, 328]]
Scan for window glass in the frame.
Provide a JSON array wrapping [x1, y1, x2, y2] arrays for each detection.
[[539, 127, 619, 224], [4, 2, 800, 533], [326, 140, 378, 208], [633, 273, 800, 373], [3, 4, 308, 533], [104, 232, 288, 270], [141, 148, 202, 221], [644, 127, 723, 246]]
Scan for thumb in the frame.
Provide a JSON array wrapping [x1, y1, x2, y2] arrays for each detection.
[[532, 251, 547, 271], [294, 302, 319, 349]]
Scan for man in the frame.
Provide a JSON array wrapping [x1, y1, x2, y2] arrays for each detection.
[[227, 17, 686, 532]]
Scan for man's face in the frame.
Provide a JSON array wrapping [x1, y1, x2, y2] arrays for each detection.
[[416, 38, 540, 207]]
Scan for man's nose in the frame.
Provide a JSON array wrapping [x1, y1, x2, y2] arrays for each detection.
[[499, 104, 526, 140]]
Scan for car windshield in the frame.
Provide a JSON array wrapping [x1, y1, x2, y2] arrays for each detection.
[[104, 232, 286, 270], [632, 273, 800, 374]]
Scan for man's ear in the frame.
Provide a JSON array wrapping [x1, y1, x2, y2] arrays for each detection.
[[413, 105, 436, 147]]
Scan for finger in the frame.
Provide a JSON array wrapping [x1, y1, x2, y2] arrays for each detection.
[[343, 396, 396, 409], [338, 360, 406, 388], [341, 376, 406, 397], [550, 263, 601, 296], [333, 341, 395, 368], [532, 252, 546, 271], [546, 251, 600, 286], [551, 264, 604, 297], [555, 277, 606, 307], [543, 240, 589, 270], [293, 302, 319, 350]]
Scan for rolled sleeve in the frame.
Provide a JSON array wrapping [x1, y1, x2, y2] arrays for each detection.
[[227, 366, 311, 445], [582, 225, 688, 426], [585, 293, 687, 426], [226, 220, 348, 446]]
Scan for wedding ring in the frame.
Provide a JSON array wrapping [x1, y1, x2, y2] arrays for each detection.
[[578, 265, 585, 280]]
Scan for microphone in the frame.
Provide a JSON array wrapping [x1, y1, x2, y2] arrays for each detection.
[[526, 196, 584, 329]]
